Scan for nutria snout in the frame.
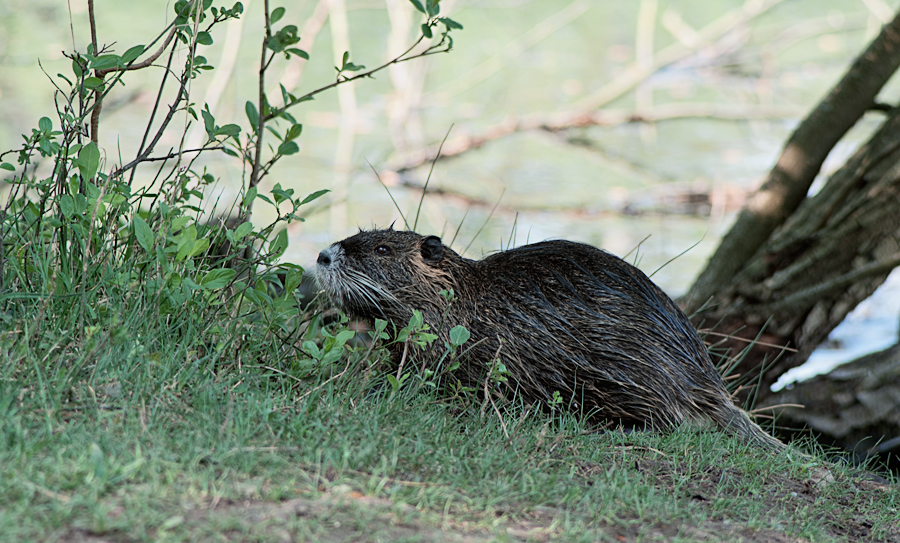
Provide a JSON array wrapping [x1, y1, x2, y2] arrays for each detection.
[[316, 228, 784, 450]]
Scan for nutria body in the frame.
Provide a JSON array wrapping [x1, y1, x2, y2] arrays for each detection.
[[316, 228, 783, 449]]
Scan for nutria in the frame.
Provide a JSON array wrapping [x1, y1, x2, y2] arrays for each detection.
[[316, 228, 784, 450]]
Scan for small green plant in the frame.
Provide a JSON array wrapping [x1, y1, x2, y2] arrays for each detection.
[[0, 0, 463, 377]]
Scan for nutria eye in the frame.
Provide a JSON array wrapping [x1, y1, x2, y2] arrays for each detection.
[[375, 245, 390, 255]]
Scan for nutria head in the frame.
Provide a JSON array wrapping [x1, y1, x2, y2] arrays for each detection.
[[316, 229, 464, 323]]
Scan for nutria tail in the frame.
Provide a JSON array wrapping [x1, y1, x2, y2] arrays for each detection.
[[721, 407, 785, 451]]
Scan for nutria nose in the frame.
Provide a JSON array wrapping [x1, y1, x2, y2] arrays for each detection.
[[317, 251, 331, 266]]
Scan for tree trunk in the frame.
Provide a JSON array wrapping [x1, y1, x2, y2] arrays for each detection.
[[685, 10, 900, 314], [685, 12, 900, 410], [761, 343, 900, 470], [697, 107, 900, 404]]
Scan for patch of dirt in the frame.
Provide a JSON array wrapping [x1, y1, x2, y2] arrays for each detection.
[[627, 457, 899, 543], [58, 463, 898, 543], [61, 487, 551, 543]]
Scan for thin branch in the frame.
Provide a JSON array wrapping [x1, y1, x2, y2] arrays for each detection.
[[88, 10, 180, 143], [112, 147, 225, 177], [262, 32, 449, 123], [126, 42, 190, 185], [96, 26, 178, 78], [384, 103, 801, 173], [87, 0, 100, 143], [245, 0, 274, 216], [129, 38, 179, 185]]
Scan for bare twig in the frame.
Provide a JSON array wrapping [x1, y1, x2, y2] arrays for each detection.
[[385, 103, 801, 173], [480, 338, 509, 440], [88, 10, 180, 143], [413, 124, 454, 231], [245, 0, 274, 214], [112, 146, 226, 177], [384, 0, 786, 173], [396, 339, 410, 381], [128, 35, 179, 186]]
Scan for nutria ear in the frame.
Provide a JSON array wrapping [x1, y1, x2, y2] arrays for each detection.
[[421, 236, 444, 264]]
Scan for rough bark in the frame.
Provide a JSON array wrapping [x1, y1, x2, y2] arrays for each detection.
[[685, 10, 900, 315], [696, 105, 900, 404], [761, 344, 900, 469]]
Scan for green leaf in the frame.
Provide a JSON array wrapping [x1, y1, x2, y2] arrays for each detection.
[[245, 101, 259, 130], [215, 123, 241, 137], [196, 31, 213, 45], [244, 186, 258, 207], [270, 6, 285, 23], [77, 141, 101, 182], [175, 225, 198, 261], [201, 108, 215, 139], [122, 45, 145, 63], [91, 54, 119, 70], [439, 16, 463, 29], [386, 375, 401, 392], [133, 215, 154, 251], [341, 51, 349, 67], [0, 162, 15, 171], [285, 123, 303, 141], [299, 189, 329, 206], [38, 117, 52, 133], [281, 267, 304, 292], [342, 62, 365, 72], [84, 77, 104, 90], [286, 48, 309, 60], [322, 348, 343, 365], [408, 310, 423, 330], [58, 194, 75, 219], [279, 83, 293, 105], [302, 341, 322, 360], [234, 221, 254, 240], [75, 194, 88, 214], [449, 325, 470, 346], [426, 0, 439, 17], [200, 268, 237, 290], [334, 329, 356, 347], [409, 0, 425, 13], [277, 141, 299, 156], [269, 228, 288, 256], [171, 216, 190, 231], [189, 237, 210, 257], [421, 23, 433, 39]]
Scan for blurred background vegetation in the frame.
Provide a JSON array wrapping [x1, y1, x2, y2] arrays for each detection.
[[2, 0, 899, 367]]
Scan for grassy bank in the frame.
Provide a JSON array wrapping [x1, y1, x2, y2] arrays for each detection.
[[1, 305, 897, 542], [0, 2, 896, 541]]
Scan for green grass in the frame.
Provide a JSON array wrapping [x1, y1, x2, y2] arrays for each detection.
[[1, 296, 897, 542], [0, 2, 896, 537]]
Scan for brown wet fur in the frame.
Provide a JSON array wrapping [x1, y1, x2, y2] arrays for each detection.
[[316, 228, 784, 450]]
